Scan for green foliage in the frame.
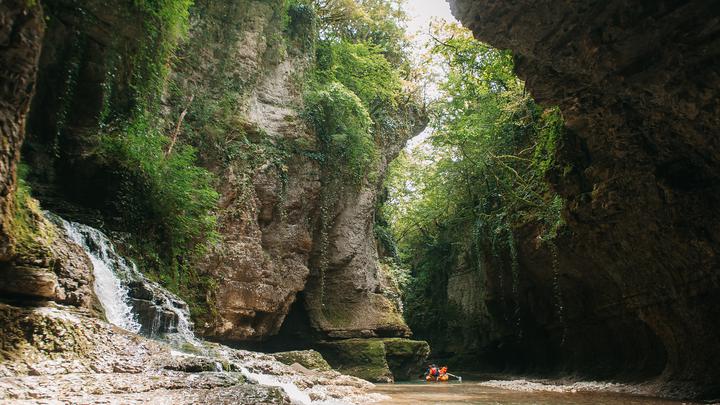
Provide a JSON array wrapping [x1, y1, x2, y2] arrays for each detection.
[[383, 23, 567, 343], [100, 116, 218, 261], [313, 0, 409, 65], [302, 0, 409, 185], [285, 0, 317, 49], [318, 41, 402, 107], [304, 81, 377, 183], [133, 0, 193, 40], [129, 0, 193, 112]]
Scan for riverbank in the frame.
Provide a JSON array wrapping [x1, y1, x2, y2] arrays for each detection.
[[0, 303, 382, 404]]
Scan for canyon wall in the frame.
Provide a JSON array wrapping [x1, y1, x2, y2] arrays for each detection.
[[0, 1, 100, 313], [444, 0, 720, 398], [13, 0, 424, 349]]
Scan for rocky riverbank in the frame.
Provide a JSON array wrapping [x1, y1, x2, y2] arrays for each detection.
[[0, 303, 384, 404]]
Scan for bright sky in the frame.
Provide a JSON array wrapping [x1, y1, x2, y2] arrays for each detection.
[[403, 0, 456, 40], [401, 0, 458, 151]]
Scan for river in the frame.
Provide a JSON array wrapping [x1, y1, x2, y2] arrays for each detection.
[[372, 380, 699, 405]]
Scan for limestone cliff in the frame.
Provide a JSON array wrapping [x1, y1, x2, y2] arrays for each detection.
[[0, 1, 100, 313], [15, 0, 424, 347], [444, 0, 720, 398], [167, 0, 425, 342]]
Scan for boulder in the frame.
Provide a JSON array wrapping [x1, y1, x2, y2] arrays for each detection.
[[271, 350, 332, 372], [317, 338, 429, 383]]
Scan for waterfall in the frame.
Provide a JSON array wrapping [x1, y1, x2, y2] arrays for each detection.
[[46, 213, 342, 404], [47, 213, 198, 346], [53, 214, 142, 333]]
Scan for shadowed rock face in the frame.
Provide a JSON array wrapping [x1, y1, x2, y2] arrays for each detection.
[[448, 0, 720, 398], [15, 0, 421, 344], [0, 1, 44, 260]]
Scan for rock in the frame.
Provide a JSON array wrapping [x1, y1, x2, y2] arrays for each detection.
[[164, 355, 226, 373], [272, 350, 332, 372], [164, 0, 425, 342], [0, 0, 44, 261], [317, 338, 430, 383], [0, 265, 58, 299], [383, 338, 431, 381], [317, 339, 394, 383], [447, 0, 720, 399], [0, 208, 98, 313], [0, 303, 385, 404]]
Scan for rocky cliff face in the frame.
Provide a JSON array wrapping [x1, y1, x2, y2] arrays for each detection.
[[0, 1, 100, 313], [167, 0, 424, 342], [14, 0, 423, 347], [0, 1, 43, 259], [447, 0, 720, 398]]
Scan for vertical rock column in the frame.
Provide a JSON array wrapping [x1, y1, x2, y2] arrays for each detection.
[[0, 1, 45, 260]]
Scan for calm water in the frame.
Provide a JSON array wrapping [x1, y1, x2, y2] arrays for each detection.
[[372, 382, 699, 405]]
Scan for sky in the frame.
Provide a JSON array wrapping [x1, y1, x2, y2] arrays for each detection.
[[403, 0, 456, 40], [401, 0, 458, 151]]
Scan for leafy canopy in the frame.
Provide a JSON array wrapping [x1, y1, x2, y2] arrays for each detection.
[[303, 0, 409, 184], [383, 22, 566, 341]]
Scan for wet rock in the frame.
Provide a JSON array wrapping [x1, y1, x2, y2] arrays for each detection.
[[126, 280, 187, 337], [272, 350, 332, 372], [164, 355, 226, 373], [0, 303, 384, 404], [317, 338, 430, 383], [0, 209, 98, 314]]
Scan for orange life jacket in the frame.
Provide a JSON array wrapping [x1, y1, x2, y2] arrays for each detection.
[[429, 367, 438, 376]]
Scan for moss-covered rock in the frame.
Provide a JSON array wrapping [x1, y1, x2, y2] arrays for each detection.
[[271, 350, 332, 372], [383, 338, 430, 381], [316, 338, 429, 382], [316, 339, 393, 382]]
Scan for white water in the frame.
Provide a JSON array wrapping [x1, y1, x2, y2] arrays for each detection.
[[49, 213, 349, 404], [55, 216, 141, 333], [241, 366, 314, 405]]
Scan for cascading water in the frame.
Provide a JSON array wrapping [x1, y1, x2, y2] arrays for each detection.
[[46, 212, 350, 405], [52, 214, 142, 333], [47, 213, 198, 345]]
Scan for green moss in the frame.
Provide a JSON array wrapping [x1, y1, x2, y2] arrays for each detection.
[[272, 350, 332, 371], [316, 338, 430, 382], [317, 339, 393, 382], [11, 168, 56, 262], [383, 338, 430, 381]]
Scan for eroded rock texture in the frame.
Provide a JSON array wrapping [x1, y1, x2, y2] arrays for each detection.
[[0, 1, 44, 259], [448, 0, 720, 398], [0, 1, 99, 313], [17, 0, 420, 343], [0, 303, 381, 404], [164, 1, 426, 343]]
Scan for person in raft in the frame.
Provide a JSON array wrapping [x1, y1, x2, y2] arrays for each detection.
[[424, 364, 439, 381], [424, 364, 451, 382], [438, 366, 449, 382]]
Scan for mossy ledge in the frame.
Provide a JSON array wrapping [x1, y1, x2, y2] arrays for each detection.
[[316, 338, 429, 383]]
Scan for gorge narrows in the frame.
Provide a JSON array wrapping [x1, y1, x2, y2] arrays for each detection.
[[0, 0, 719, 403]]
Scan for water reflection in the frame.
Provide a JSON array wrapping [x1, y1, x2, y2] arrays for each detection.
[[372, 382, 697, 405]]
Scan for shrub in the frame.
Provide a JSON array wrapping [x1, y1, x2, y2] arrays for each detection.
[[100, 116, 218, 259], [303, 81, 377, 184]]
